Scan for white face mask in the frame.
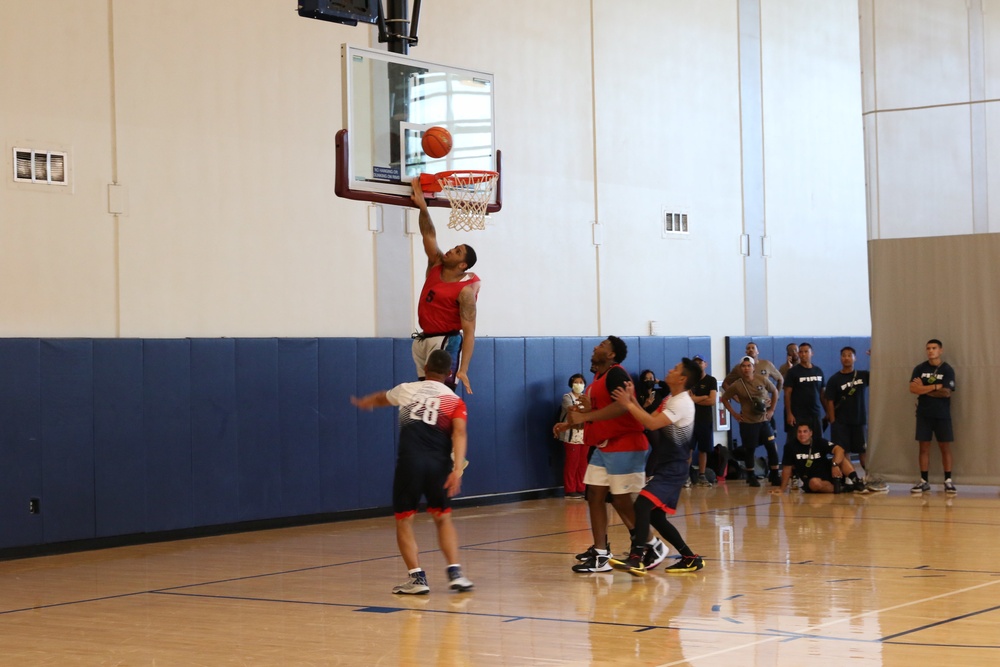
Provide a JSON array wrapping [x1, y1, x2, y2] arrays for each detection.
[[572, 383, 585, 394]]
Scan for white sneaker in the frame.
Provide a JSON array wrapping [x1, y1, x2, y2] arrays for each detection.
[[943, 478, 957, 495], [643, 539, 669, 570], [572, 550, 612, 573], [447, 566, 474, 592], [449, 576, 474, 592]]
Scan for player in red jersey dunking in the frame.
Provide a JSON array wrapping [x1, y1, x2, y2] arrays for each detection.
[[410, 178, 481, 394], [351, 349, 474, 595]]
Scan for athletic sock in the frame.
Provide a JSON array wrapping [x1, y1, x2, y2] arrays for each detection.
[[944, 471, 952, 480], [921, 471, 929, 482]]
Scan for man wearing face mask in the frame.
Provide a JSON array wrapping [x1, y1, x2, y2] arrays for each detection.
[[557, 374, 589, 498]]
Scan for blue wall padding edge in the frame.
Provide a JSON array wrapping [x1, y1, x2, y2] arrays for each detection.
[[0, 336, 722, 550], [0, 339, 43, 549], [93, 339, 145, 537]]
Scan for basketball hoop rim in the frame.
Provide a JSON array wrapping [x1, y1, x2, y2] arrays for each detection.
[[435, 169, 499, 184]]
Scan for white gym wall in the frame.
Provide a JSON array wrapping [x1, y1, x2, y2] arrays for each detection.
[[0, 1, 871, 358]]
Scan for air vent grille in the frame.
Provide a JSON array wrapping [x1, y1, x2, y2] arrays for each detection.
[[13, 148, 67, 185]]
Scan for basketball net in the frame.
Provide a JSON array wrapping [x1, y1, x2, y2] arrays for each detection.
[[436, 171, 499, 232]]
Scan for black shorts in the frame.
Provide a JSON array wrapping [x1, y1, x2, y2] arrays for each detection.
[[799, 461, 833, 491], [692, 420, 714, 455], [830, 423, 867, 454], [915, 414, 953, 442], [640, 459, 688, 515], [392, 455, 451, 516]]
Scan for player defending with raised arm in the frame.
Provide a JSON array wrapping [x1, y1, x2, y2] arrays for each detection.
[[351, 349, 474, 595], [410, 178, 481, 393], [609, 358, 705, 575]]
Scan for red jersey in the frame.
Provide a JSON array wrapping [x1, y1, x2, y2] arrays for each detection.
[[417, 265, 481, 334], [584, 365, 648, 453]]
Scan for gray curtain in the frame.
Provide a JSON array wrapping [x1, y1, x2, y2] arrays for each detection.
[[868, 234, 1000, 484]]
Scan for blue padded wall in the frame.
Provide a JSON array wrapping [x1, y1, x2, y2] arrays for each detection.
[[236, 339, 283, 521], [493, 338, 528, 493], [355, 339, 395, 509], [464, 338, 497, 495], [93, 339, 145, 537], [318, 338, 359, 513], [0, 339, 43, 549], [190, 339, 239, 527], [524, 338, 558, 490], [0, 335, 716, 552], [144, 339, 194, 533], [40, 340, 96, 544], [278, 339, 321, 518]]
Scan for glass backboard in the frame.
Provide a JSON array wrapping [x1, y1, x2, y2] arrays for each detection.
[[336, 44, 500, 209]]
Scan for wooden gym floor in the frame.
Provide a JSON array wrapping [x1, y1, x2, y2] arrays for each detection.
[[2, 481, 999, 666]]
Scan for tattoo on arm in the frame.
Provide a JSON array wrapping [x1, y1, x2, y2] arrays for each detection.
[[459, 290, 477, 323]]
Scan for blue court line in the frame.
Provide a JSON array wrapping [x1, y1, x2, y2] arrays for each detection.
[[716, 558, 1000, 577], [157, 552, 404, 592], [879, 601, 1000, 641], [763, 584, 795, 590], [0, 591, 146, 617], [883, 640, 1000, 649], [765, 629, 878, 644], [150, 589, 789, 640]]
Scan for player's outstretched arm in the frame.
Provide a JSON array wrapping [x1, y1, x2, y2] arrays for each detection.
[[444, 417, 468, 498], [455, 284, 479, 394], [410, 177, 443, 269], [611, 382, 671, 430], [350, 391, 391, 410]]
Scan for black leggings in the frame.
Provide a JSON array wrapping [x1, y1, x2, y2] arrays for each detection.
[[632, 494, 694, 558]]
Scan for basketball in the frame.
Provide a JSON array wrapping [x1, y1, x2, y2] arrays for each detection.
[[421, 126, 452, 159]]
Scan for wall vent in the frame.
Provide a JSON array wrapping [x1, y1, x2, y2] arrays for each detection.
[[13, 148, 68, 185]]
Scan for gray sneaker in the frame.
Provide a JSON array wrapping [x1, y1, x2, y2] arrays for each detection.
[[910, 480, 931, 494], [393, 571, 430, 595], [943, 478, 957, 495], [447, 566, 474, 592], [448, 575, 474, 592], [695, 474, 713, 487], [865, 475, 889, 492]]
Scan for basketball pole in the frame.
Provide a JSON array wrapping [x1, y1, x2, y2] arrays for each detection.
[[378, 0, 422, 54]]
